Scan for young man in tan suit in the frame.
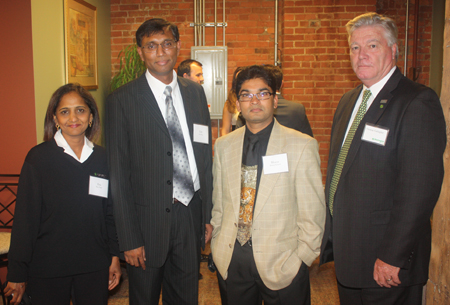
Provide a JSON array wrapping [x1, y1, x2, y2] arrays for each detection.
[[211, 65, 325, 305]]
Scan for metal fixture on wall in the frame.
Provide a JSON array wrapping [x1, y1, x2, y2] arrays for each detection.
[[274, 0, 281, 67], [410, 0, 420, 81], [190, 0, 228, 123], [404, 0, 421, 81], [404, 0, 409, 76], [192, 0, 227, 46]]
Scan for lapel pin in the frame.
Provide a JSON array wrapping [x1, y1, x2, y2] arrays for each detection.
[[380, 99, 388, 108]]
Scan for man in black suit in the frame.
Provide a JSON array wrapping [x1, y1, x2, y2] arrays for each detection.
[[263, 64, 313, 137], [320, 13, 446, 305], [105, 18, 213, 305]]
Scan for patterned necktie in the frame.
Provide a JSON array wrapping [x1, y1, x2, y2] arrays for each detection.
[[237, 135, 259, 246], [329, 89, 371, 216], [164, 86, 195, 205]]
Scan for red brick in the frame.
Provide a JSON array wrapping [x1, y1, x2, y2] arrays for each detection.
[[109, 0, 433, 182], [119, 4, 139, 10]]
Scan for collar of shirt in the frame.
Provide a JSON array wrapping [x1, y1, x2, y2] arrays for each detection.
[[54, 129, 94, 163], [243, 119, 274, 164], [145, 70, 180, 121], [342, 67, 396, 146], [245, 119, 274, 142], [144, 69, 200, 192], [363, 66, 396, 109]]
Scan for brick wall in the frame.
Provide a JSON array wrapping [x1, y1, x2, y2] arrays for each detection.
[[110, 0, 434, 181], [281, 0, 376, 177], [377, 0, 433, 86]]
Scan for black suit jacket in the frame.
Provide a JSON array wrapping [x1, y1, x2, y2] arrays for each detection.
[[105, 73, 213, 267], [274, 94, 313, 137], [320, 68, 446, 288]]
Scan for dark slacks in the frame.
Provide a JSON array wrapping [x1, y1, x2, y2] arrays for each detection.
[[218, 240, 311, 305], [337, 280, 424, 305], [128, 192, 202, 305], [26, 268, 109, 305]]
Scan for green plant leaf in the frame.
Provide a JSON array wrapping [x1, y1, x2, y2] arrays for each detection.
[[110, 45, 146, 93]]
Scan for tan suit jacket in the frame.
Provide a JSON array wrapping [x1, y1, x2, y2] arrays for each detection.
[[211, 120, 325, 290]]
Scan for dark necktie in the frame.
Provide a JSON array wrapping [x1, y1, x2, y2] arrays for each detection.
[[244, 135, 259, 166], [164, 86, 195, 205], [329, 89, 371, 216]]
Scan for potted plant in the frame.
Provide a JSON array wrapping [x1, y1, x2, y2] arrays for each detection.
[[110, 45, 146, 92]]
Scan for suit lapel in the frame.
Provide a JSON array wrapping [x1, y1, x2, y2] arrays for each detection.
[[178, 77, 196, 140], [136, 73, 170, 137], [224, 128, 245, 221], [253, 121, 284, 220], [340, 68, 402, 179], [327, 86, 362, 187]]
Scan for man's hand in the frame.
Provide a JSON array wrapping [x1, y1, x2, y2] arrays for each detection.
[[108, 256, 122, 290], [4, 281, 26, 305], [373, 258, 401, 288], [124, 246, 146, 270], [205, 224, 213, 244]]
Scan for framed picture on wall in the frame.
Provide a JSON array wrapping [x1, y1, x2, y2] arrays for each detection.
[[64, 0, 98, 89]]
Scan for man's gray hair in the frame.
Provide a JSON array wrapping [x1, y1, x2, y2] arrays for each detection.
[[346, 13, 399, 61]]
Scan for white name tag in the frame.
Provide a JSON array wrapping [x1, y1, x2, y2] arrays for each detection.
[[89, 176, 109, 198], [361, 123, 389, 146], [193, 124, 209, 144], [263, 153, 289, 175]]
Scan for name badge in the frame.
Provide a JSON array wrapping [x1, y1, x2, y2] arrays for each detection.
[[361, 123, 389, 146], [89, 176, 109, 198], [193, 124, 209, 144], [263, 153, 289, 175]]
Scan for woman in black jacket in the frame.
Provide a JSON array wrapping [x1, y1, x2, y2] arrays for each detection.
[[5, 83, 121, 305]]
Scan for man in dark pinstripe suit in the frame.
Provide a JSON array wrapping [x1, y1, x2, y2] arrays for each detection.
[[105, 18, 213, 305]]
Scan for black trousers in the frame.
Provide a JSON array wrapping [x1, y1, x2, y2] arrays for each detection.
[[218, 240, 311, 305], [337, 280, 424, 305], [127, 192, 202, 305], [26, 268, 109, 305]]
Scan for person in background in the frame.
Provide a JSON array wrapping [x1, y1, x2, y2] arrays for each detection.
[[177, 59, 204, 85], [105, 18, 213, 305], [221, 66, 245, 135], [5, 83, 121, 305], [320, 13, 446, 305], [211, 65, 325, 305], [263, 65, 313, 137]]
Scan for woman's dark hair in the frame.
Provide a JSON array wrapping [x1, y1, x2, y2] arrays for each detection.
[[43, 83, 100, 142], [225, 66, 245, 113], [234, 65, 277, 96], [136, 18, 179, 47]]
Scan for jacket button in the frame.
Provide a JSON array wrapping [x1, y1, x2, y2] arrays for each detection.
[[234, 223, 237, 227], [167, 180, 172, 185], [166, 208, 170, 213], [229, 244, 232, 248], [167, 152, 172, 156]]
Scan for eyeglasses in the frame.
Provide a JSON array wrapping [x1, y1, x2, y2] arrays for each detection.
[[238, 91, 274, 102], [141, 40, 178, 53]]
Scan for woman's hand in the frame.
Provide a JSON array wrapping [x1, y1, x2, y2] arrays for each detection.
[[4, 281, 26, 305], [108, 256, 122, 290]]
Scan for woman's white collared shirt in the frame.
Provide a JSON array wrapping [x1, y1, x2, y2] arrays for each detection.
[[54, 129, 94, 163]]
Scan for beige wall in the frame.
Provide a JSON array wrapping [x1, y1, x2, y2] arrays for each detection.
[[31, 0, 111, 144]]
